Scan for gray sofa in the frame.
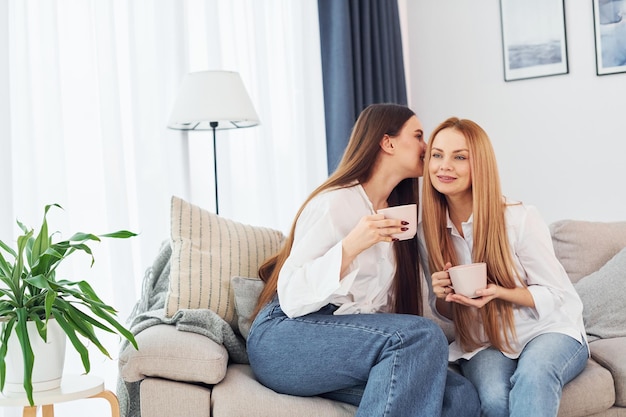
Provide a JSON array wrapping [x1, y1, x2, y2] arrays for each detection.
[[118, 215, 626, 417]]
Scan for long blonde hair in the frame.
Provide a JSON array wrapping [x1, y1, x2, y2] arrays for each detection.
[[421, 117, 521, 353], [252, 103, 422, 319]]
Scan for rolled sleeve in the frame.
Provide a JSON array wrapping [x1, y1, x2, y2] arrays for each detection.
[[279, 240, 359, 317], [525, 285, 553, 318], [514, 205, 571, 318]]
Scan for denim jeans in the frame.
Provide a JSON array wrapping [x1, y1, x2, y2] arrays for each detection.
[[458, 332, 589, 417], [247, 299, 480, 417]]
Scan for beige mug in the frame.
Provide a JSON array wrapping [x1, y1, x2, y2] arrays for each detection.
[[448, 262, 487, 298], [377, 204, 417, 241]]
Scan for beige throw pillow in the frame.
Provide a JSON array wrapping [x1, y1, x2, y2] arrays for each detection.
[[550, 219, 626, 283], [166, 196, 285, 329]]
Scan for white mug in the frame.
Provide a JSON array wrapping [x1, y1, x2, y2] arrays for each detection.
[[448, 262, 487, 298], [377, 204, 417, 241]]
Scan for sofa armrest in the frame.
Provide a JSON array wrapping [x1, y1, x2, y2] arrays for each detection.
[[119, 324, 228, 385], [589, 337, 626, 407]]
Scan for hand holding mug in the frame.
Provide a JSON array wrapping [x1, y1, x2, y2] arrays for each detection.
[[432, 262, 453, 299], [376, 204, 417, 241]]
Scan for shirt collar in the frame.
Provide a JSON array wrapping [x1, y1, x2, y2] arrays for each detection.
[[446, 210, 474, 236]]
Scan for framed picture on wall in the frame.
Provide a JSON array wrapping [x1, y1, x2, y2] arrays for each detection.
[[499, 0, 569, 81], [593, 0, 626, 75]]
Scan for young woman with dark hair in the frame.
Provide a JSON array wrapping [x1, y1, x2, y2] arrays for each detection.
[[247, 104, 480, 417]]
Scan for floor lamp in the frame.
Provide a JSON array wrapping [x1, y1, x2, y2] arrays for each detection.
[[167, 70, 260, 214]]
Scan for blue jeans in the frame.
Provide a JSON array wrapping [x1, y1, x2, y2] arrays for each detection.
[[247, 299, 480, 417], [458, 333, 589, 417]]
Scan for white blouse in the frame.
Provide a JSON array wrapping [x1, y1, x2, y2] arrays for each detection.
[[277, 183, 396, 318], [418, 201, 588, 361]]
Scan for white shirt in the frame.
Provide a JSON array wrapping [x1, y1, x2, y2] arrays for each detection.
[[418, 201, 587, 361], [277, 184, 396, 318]]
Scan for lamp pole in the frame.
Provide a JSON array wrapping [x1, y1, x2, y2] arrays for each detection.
[[211, 121, 219, 214]]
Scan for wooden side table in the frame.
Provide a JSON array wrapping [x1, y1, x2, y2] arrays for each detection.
[[0, 374, 119, 417]]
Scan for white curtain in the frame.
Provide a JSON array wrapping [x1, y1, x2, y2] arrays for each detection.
[[2, 0, 326, 316], [0, 0, 326, 409]]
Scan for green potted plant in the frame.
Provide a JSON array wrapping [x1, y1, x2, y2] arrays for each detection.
[[0, 203, 138, 405]]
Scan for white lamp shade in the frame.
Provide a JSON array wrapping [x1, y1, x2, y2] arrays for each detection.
[[168, 70, 260, 130]]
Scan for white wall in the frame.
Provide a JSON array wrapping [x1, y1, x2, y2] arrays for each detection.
[[403, 1, 626, 224]]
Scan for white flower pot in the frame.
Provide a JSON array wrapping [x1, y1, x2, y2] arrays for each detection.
[[3, 318, 67, 393]]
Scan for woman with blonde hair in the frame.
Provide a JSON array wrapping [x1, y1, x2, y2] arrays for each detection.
[[247, 104, 479, 417], [419, 117, 588, 417]]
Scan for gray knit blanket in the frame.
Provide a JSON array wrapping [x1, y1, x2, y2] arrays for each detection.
[[117, 240, 248, 417]]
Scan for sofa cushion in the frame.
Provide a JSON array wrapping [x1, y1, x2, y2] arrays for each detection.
[[119, 324, 228, 385], [141, 378, 211, 417], [558, 359, 615, 417], [574, 247, 626, 341], [550, 219, 626, 283], [231, 276, 265, 339], [589, 337, 626, 407], [166, 196, 285, 329], [211, 364, 358, 417]]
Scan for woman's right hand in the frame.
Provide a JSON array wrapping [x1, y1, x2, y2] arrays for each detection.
[[342, 214, 406, 262]]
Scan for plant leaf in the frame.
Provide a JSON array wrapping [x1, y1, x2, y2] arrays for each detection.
[[67, 232, 101, 243], [13, 231, 33, 296], [0, 318, 16, 392], [0, 284, 18, 304], [60, 303, 111, 358], [45, 280, 117, 312], [15, 308, 35, 405], [0, 242, 17, 264], [89, 304, 138, 349], [75, 280, 106, 304], [16, 219, 30, 235], [31, 206, 53, 266], [29, 314, 47, 341], [51, 311, 90, 373], [0, 300, 18, 317], [100, 230, 138, 239], [23, 274, 53, 290], [44, 290, 56, 319]]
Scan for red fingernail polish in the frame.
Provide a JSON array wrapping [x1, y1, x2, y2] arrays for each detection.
[[401, 227, 408, 231], [401, 221, 409, 225]]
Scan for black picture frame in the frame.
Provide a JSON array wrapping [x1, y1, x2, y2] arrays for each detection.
[[593, 0, 626, 75], [499, 0, 569, 81]]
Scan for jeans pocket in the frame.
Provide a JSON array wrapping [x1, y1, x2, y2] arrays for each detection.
[[266, 300, 287, 319]]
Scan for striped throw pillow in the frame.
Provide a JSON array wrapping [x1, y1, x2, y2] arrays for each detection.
[[166, 196, 285, 329]]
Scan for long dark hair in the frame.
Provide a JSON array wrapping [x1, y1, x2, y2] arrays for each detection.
[[252, 103, 422, 319]]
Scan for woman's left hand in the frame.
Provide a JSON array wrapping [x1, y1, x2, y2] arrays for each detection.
[[448, 283, 498, 308]]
